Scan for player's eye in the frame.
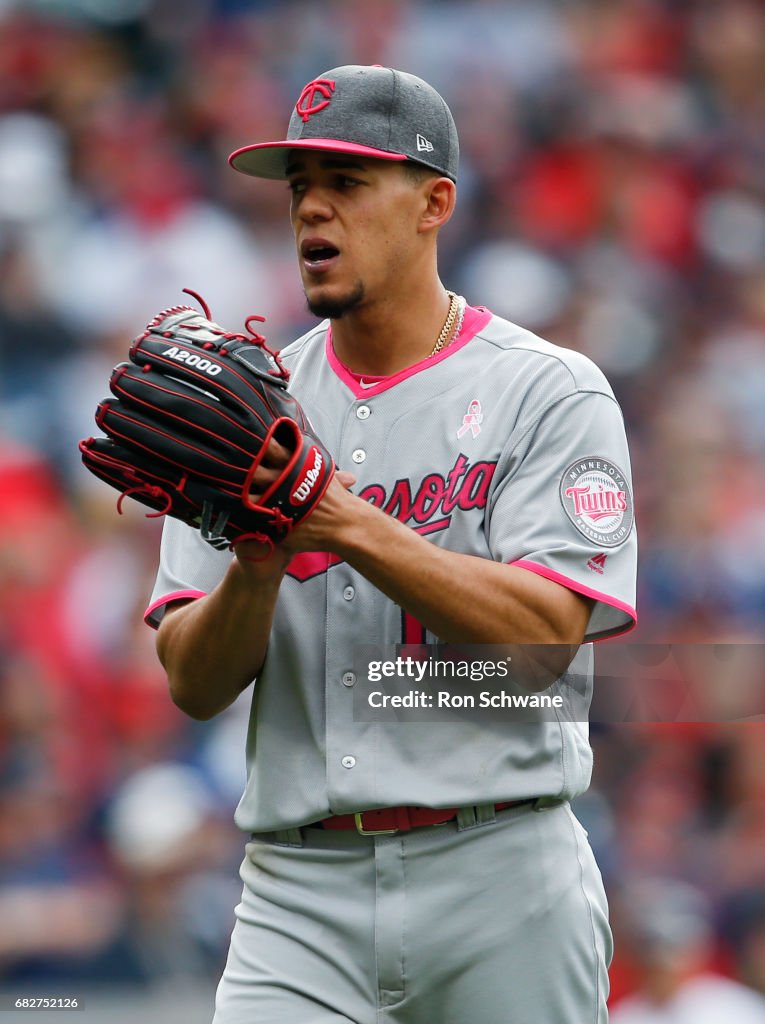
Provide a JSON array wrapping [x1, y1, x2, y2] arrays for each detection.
[[337, 176, 362, 189], [287, 180, 306, 195]]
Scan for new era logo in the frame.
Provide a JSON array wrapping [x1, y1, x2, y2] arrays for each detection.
[[416, 134, 434, 153]]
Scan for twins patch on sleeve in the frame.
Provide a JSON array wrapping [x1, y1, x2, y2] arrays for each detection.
[[559, 457, 634, 547]]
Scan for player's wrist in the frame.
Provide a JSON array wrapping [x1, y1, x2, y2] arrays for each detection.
[[323, 490, 390, 558], [232, 542, 290, 583]]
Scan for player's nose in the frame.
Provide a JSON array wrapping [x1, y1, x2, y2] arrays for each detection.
[[292, 184, 333, 224]]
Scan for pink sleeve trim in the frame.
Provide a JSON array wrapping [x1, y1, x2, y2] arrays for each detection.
[[510, 559, 637, 642], [144, 589, 207, 629]]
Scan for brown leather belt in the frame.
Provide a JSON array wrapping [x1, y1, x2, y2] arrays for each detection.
[[316, 801, 530, 836]]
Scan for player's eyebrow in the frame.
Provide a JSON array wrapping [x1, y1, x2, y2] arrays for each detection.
[[285, 157, 368, 177]]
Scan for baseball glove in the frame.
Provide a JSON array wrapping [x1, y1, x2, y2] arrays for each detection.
[[79, 290, 335, 549]]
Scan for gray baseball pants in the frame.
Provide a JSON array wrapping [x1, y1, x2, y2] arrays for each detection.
[[212, 800, 612, 1023]]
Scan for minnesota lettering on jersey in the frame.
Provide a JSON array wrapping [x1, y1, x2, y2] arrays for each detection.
[[287, 454, 496, 581], [358, 453, 496, 534]]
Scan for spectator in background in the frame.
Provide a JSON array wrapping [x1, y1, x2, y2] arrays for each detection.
[[101, 762, 240, 985], [610, 878, 765, 1023], [724, 890, 765, 1000]]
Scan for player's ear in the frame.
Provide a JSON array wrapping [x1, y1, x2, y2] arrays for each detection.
[[418, 176, 456, 235]]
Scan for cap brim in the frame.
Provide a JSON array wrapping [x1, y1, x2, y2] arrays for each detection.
[[228, 139, 409, 179]]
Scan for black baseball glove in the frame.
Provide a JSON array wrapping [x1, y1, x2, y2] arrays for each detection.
[[79, 291, 335, 549]]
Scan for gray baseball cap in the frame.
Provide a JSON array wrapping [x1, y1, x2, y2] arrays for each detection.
[[229, 65, 459, 182]]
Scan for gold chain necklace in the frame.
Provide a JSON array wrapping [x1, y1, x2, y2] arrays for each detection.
[[428, 291, 460, 358]]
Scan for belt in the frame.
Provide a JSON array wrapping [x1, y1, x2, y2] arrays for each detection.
[[316, 801, 530, 836]]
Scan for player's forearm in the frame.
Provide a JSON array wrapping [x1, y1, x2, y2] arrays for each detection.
[[156, 558, 285, 720], [325, 499, 590, 645]]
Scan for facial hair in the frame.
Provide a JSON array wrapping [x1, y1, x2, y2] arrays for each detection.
[[307, 281, 365, 320]]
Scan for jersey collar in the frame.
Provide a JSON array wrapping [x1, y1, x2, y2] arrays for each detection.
[[326, 304, 492, 399]]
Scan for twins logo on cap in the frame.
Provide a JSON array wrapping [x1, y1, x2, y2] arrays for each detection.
[[560, 457, 634, 547], [296, 79, 336, 123]]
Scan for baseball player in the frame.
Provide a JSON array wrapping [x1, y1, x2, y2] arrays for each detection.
[[146, 66, 637, 1024]]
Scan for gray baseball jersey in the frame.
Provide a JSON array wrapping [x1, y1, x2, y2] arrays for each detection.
[[146, 303, 637, 833]]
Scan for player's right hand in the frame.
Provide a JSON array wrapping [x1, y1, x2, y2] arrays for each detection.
[[237, 436, 355, 571]]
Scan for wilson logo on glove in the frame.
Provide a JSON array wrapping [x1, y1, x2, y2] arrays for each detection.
[[291, 447, 325, 505], [162, 346, 223, 376]]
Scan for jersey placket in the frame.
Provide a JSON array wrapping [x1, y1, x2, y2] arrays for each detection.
[[324, 396, 381, 811]]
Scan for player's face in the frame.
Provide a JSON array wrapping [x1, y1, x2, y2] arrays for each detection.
[[286, 151, 428, 318]]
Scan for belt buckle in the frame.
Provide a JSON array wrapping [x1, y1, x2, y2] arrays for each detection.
[[354, 812, 399, 836]]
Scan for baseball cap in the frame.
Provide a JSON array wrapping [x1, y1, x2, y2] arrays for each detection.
[[229, 65, 459, 182]]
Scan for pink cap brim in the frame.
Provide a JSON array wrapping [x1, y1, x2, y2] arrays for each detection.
[[228, 138, 408, 179]]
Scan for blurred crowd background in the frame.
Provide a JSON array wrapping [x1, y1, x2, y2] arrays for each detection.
[[1, 0, 764, 1019]]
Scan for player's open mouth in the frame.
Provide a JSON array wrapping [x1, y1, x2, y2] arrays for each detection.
[[301, 239, 340, 271]]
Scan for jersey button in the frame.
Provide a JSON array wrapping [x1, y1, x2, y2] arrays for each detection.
[[351, 449, 366, 464], [356, 405, 371, 420], [343, 586, 355, 601], [341, 755, 356, 769], [342, 672, 356, 687]]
